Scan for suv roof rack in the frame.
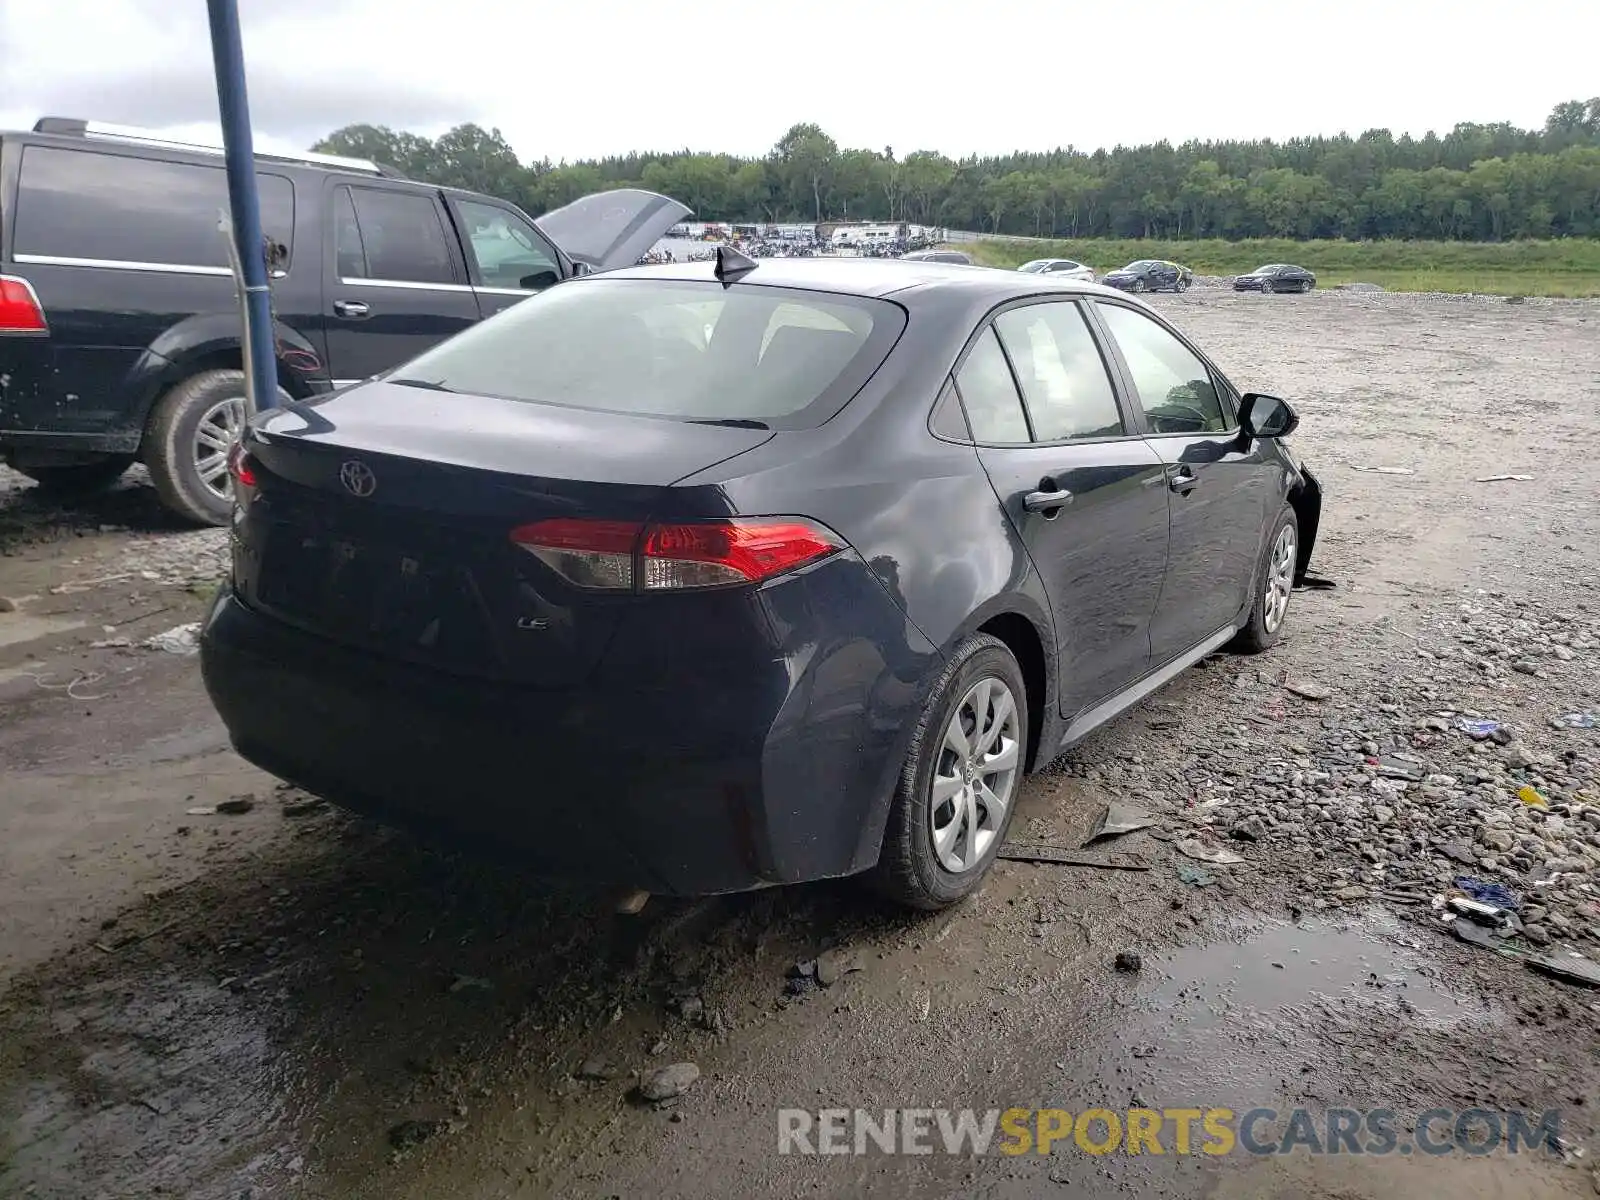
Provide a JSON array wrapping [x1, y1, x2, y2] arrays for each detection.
[[30, 117, 408, 179]]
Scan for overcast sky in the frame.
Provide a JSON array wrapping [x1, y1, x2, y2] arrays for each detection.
[[2, 0, 1595, 163]]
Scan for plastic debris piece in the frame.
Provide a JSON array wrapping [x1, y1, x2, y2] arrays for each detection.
[[1518, 784, 1549, 808], [1475, 474, 1533, 482], [142, 622, 201, 655], [1176, 838, 1245, 866], [997, 843, 1152, 871], [1453, 877, 1520, 910], [1526, 954, 1600, 989], [1176, 865, 1215, 887], [1082, 801, 1157, 846], [1351, 465, 1415, 475], [1555, 712, 1596, 730], [1456, 717, 1501, 740]]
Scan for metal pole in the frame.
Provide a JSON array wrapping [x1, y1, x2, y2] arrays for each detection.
[[206, 0, 278, 413]]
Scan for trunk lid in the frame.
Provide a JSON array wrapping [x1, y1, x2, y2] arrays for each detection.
[[234, 383, 770, 687], [534, 188, 690, 273]]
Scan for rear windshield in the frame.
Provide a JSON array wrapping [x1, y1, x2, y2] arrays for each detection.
[[387, 278, 905, 429]]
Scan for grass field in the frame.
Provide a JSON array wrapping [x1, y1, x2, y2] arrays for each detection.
[[963, 237, 1600, 297]]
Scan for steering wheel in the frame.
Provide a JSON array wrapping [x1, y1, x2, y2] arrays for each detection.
[[1145, 403, 1211, 434]]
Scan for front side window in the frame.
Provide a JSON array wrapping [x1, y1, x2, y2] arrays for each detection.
[[1095, 303, 1228, 435], [994, 303, 1123, 442], [456, 199, 559, 291], [15, 146, 294, 269], [387, 279, 903, 430], [346, 187, 455, 285], [954, 328, 1030, 443]]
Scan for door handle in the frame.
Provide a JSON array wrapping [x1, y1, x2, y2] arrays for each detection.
[[1023, 487, 1074, 514], [1168, 467, 1200, 495], [333, 299, 370, 319]]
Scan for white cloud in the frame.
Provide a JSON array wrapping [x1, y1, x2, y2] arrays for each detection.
[[2, 0, 1595, 162]]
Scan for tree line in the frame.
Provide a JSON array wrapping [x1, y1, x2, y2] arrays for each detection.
[[314, 99, 1600, 242]]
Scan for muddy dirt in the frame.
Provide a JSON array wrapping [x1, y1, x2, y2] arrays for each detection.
[[1, 289, 1598, 1199]]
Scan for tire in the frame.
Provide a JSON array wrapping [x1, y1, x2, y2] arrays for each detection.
[[1175, 277, 1190, 293], [1300, 279, 1314, 293], [144, 369, 272, 526], [1131, 278, 1147, 294], [872, 634, 1029, 910], [11, 456, 135, 494], [1230, 504, 1299, 654]]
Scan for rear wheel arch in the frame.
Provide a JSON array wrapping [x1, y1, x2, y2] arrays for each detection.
[[974, 610, 1049, 772]]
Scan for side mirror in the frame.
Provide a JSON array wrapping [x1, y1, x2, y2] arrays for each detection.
[[1238, 393, 1299, 439], [519, 269, 559, 290]]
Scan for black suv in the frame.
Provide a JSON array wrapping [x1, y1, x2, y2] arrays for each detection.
[[0, 118, 687, 523]]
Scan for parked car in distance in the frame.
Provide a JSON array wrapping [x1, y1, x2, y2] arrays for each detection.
[[1099, 260, 1192, 294], [1017, 258, 1095, 283], [1234, 264, 1316, 293], [200, 255, 1322, 911], [902, 249, 972, 265], [0, 117, 688, 523]]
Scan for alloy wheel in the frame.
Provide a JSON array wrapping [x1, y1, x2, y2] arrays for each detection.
[[928, 677, 1021, 873], [194, 395, 246, 501], [1263, 524, 1297, 634]]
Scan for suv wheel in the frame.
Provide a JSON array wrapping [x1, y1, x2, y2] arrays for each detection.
[[1131, 277, 1147, 294], [11, 456, 135, 494], [145, 369, 263, 526], [873, 634, 1028, 910]]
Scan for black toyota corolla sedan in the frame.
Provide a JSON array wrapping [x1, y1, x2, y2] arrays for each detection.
[[1234, 264, 1317, 293], [1099, 260, 1193, 293], [201, 255, 1321, 910]]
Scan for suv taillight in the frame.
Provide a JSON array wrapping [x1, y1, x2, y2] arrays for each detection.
[[510, 517, 845, 591], [0, 275, 47, 335]]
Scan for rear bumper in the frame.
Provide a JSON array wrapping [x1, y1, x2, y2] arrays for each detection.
[[200, 571, 937, 895]]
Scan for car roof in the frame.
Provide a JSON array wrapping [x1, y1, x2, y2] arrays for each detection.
[[595, 257, 1119, 304]]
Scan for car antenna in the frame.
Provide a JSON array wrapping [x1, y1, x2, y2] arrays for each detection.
[[714, 244, 757, 287]]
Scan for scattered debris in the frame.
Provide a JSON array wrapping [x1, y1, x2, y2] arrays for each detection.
[[1555, 712, 1596, 730], [141, 622, 201, 655], [1376, 757, 1424, 781], [997, 843, 1152, 870], [387, 1118, 450, 1151], [1175, 838, 1244, 866], [0, 596, 18, 613], [1517, 784, 1549, 808], [1526, 954, 1600, 990], [1113, 951, 1142, 974], [1455, 717, 1502, 740], [1454, 877, 1520, 910], [1350, 465, 1415, 475], [1176, 865, 1215, 887], [89, 636, 133, 649], [1284, 678, 1332, 701], [815, 947, 861, 987], [91, 919, 177, 954], [1448, 897, 1508, 926], [448, 974, 492, 995], [214, 795, 255, 815], [281, 795, 328, 817], [1331, 885, 1370, 902], [576, 1053, 626, 1081], [1082, 800, 1157, 846], [1476, 474, 1533, 483], [638, 1062, 700, 1102]]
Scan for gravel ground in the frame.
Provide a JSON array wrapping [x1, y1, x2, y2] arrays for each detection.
[[1, 287, 1599, 1199]]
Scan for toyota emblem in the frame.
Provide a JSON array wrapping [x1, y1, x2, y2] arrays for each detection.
[[339, 460, 377, 498]]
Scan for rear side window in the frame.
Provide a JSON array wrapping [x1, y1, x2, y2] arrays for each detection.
[[13, 146, 294, 269], [344, 187, 455, 285], [995, 302, 1123, 441], [955, 328, 1029, 444], [387, 278, 904, 430]]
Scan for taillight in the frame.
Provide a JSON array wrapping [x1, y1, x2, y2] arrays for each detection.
[[509, 517, 844, 591], [0, 275, 48, 335], [227, 442, 258, 489]]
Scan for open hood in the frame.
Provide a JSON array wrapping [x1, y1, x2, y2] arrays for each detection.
[[534, 188, 691, 273]]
